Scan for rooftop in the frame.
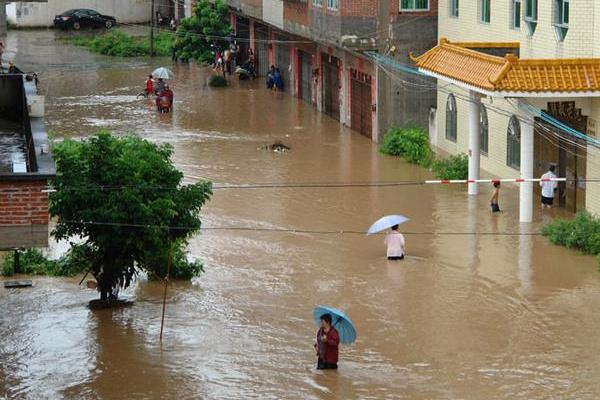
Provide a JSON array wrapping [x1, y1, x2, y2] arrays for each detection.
[[410, 39, 600, 95]]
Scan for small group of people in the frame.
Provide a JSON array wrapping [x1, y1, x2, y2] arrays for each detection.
[[267, 65, 283, 91], [145, 75, 174, 112], [489, 164, 558, 213], [212, 41, 239, 76]]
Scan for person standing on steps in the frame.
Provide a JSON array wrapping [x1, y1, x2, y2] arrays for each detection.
[[540, 164, 558, 209]]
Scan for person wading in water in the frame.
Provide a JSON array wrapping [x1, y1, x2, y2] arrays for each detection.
[[384, 224, 405, 260], [314, 313, 340, 369]]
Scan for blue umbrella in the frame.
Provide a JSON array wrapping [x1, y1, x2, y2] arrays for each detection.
[[367, 215, 409, 235], [313, 306, 357, 345]]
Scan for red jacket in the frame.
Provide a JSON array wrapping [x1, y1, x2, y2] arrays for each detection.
[[316, 327, 340, 364], [145, 79, 154, 94]]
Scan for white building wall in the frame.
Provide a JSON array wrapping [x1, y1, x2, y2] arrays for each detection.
[[435, 0, 600, 214], [439, 0, 596, 58], [7, 0, 151, 27]]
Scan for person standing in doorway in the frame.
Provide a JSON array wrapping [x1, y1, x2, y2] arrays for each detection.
[[384, 224, 405, 260], [314, 313, 340, 370], [490, 181, 501, 212], [540, 165, 558, 209]]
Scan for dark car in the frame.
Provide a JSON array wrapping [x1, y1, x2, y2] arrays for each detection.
[[53, 9, 116, 30]]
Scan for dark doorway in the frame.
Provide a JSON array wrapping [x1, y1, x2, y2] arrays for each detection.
[[321, 53, 340, 121], [350, 69, 372, 138], [534, 101, 587, 213], [298, 50, 312, 104]]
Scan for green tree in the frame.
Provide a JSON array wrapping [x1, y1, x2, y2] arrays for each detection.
[[173, 0, 232, 62], [49, 132, 212, 301]]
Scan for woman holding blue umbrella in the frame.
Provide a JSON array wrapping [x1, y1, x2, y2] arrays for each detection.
[[313, 306, 357, 370]]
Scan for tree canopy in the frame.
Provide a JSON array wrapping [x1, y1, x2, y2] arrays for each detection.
[[49, 131, 212, 300], [173, 0, 232, 62]]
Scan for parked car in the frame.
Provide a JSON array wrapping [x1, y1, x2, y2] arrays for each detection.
[[53, 9, 116, 30]]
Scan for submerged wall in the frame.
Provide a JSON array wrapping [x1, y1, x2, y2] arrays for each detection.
[[7, 0, 152, 27]]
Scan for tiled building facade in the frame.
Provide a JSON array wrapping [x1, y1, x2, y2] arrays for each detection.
[[421, 0, 600, 218]]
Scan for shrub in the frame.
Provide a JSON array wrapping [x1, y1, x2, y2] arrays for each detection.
[[148, 244, 204, 280], [1, 246, 89, 277], [208, 75, 228, 87], [67, 30, 173, 57], [542, 212, 600, 255], [431, 154, 469, 180], [380, 126, 432, 167]]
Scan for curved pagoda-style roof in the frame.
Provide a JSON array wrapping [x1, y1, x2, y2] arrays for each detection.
[[410, 38, 600, 95]]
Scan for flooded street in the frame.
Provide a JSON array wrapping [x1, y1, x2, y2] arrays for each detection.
[[2, 30, 600, 399]]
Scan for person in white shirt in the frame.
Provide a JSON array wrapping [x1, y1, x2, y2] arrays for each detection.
[[540, 165, 558, 209], [384, 224, 405, 260]]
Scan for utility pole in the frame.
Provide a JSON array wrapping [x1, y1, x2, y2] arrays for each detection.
[[150, 0, 156, 57]]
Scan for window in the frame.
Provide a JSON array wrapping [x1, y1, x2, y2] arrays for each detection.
[[480, 0, 490, 23], [450, 0, 459, 17], [524, 0, 537, 34], [507, 115, 521, 169], [401, 0, 429, 11], [554, 0, 569, 41], [327, 0, 339, 10], [312, 0, 323, 7], [480, 105, 489, 155], [446, 94, 457, 142], [512, 0, 521, 28]]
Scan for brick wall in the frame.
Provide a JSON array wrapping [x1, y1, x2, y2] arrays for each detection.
[[284, 1, 308, 26], [0, 180, 49, 226], [340, 0, 377, 17]]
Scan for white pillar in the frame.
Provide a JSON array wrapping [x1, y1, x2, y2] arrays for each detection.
[[519, 108, 534, 223], [468, 91, 481, 195]]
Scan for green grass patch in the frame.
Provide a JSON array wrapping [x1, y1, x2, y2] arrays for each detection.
[[380, 125, 468, 180], [66, 30, 173, 57], [542, 211, 600, 256]]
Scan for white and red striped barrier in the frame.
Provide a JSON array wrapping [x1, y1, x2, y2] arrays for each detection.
[[425, 178, 567, 184]]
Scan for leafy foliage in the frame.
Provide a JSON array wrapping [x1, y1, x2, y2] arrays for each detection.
[[2, 246, 88, 277], [173, 0, 232, 63], [380, 125, 468, 180], [49, 131, 212, 300], [431, 154, 468, 180], [380, 126, 432, 167], [542, 212, 600, 256], [147, 242, 204, 280], [208, 75, 228, 87], [67, 30, 173, 57]]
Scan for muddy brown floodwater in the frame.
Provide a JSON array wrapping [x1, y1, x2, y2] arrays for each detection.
[[1, 29, 600, 400]]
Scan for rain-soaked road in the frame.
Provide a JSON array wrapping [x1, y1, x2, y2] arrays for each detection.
[[1, 29, 600, 399]]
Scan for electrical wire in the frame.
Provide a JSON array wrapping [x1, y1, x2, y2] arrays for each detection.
[[57, 219, 544, 236]]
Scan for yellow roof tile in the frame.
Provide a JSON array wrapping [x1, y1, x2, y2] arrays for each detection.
[[410, 39, 600, 93]]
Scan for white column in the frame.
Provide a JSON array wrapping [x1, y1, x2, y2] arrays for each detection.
[[519, 107, 534, 223], [468, 91, 481, 195]]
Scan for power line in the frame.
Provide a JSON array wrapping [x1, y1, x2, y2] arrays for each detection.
[[57, 219, 544, 236]]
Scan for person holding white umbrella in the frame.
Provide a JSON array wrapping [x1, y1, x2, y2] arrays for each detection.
[[385, 224, 405, 260], [367, 215, 408, 260]]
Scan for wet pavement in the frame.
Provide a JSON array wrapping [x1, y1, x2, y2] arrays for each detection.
[[1, 29, 600, 399]]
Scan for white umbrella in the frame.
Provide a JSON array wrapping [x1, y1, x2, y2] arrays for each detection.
[[367, 215, 409, 235], [152, 67, 174, 80]]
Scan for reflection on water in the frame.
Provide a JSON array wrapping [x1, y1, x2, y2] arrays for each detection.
[[1, 29, 600, 399]]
